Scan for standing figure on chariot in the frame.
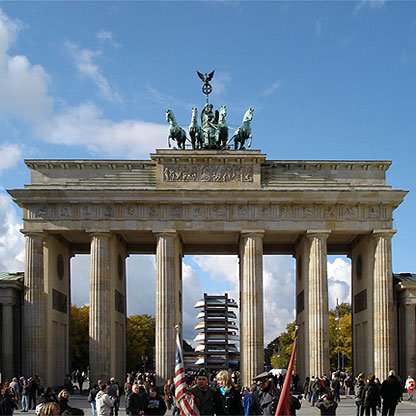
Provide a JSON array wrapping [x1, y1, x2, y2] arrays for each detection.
[[201, 103, 218, 148]]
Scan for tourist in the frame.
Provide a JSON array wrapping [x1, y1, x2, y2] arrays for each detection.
[[188, 368, 219, 415], [163, 379, 173, 410], [380, 370, 402, 415], [57, 388, 83, 415], [124, 376, 133, 398], [145, 386, 167, 415], [362, 374, 381, 416], [249, 372, 280, 415], [354, 373, 365, 416], [169, 377, 180, 416], [21, 379, 30, 412], [241, 385, 256, 416], [126, 383, 147, 415], [310, 376, 320, 406], [9, 378, 20, 409], [405, 375, 415, 401], [316, 391, 338, 415], [95, 384, 114, 416], [344, 374, 354, 398], [88, 383, 99, 416], [39, 401, 60, 416], [215, 370, 243, 415], [107, 377, 120, 416], [1, 387, 17, 415], [302, 376, 310, 402], [330, 376, 341, 402], [28, 376, 38, 410]]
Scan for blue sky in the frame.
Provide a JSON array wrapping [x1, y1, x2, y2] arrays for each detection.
[[0, 0, 414, 344]]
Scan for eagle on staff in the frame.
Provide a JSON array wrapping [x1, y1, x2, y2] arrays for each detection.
[[197, 70, 215, 102]]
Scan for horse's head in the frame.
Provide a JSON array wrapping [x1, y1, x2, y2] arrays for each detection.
[[166, 109, 172, 122], [191, 107, 198, 120], [219, 105, 227, 120], [243, 108, 254, 122]]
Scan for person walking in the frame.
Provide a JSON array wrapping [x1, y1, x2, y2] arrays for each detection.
[[354, 373, 365, 416], [145, 387, 167, 415], [303, 377, 311, 402], [362, 374, 381, 416], [163, 379, 173, 410], [316, 391, 338, 415], [249, 372, 280, 415], [126, 383, 147, 415], [405, 375, 415, 401], [215, 370, 243, 415], [21, 379, 30, 412], [107, 377, 120, 416], [310, 376, 321, 407], [88, 384, 99, 416], [95, 384, 114, 416], [380, 370, 402, 415], [331, 377, 341, 402]]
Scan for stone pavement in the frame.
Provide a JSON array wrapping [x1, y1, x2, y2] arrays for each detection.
[[12, 394, 416, 415]]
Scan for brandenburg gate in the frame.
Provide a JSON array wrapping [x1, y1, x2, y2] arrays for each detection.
[[8, 149, 406, 387]]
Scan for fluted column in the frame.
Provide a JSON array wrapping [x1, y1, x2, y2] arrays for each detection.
[[2, 303, 14, 379], [373, 230, 396, 381], [155, 231, 179, 385], [307, 230, 330, 378], [89, 232, 112, 383], [23, 232, 45, 378], [240, 230, 264, 387], [404, 304, 416, 377]]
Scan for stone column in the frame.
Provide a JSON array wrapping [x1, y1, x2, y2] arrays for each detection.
[[89, 232, 112, 383], [373, 230, 396, 381], [307, 230, 330, 378], [240, 230, 264, 387], [23, 232, 45, 378], [155, 231, 180, 385], [2, 303, 14, 379], [404, 304, 416, 377]]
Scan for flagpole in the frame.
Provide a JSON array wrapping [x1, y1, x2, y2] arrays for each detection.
[[275, 326, 298, 416]]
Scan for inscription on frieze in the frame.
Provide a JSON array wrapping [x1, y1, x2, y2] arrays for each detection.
[[163, 164, 253, 182], [354, 289, 367, 313]]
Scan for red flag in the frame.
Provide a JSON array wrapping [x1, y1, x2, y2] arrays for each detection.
[[174, 331, 200, 416], [275, 329, 298, 416]]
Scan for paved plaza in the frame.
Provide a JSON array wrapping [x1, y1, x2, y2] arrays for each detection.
[[11, 394, 416, 416]]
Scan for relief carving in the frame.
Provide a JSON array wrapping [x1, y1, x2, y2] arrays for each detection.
[[302, 206, 315, 219], [323, 206, 336, 219], [212, 205, 227, 219], [125, 205, 136, 217], [235, 205, 249, 219], [279, 205, 292, 219], [103, 206, 114, 218], [257, 205, 270, 219], [163, 164, 253, 182], [147, 206, 160, 219], [58, 205, 72, 219], [344, 206, 358, 219], [80, 205, 93, 219], [368, 206, 380, 219], [170, 205, 183, 219], [36, 205, 48, 219]]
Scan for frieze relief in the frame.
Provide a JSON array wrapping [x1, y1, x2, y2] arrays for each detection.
[[163, 164, 253, 182], [26, 202, 392, 222]]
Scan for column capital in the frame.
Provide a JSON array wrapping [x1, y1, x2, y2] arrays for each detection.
[[372, 229, 396, 239], [87, 230, 112, 238], [240, 229, 265, 238], [306, 229, 331, 239], [153, 230, 178, 238], [21, 230, 44, 239]]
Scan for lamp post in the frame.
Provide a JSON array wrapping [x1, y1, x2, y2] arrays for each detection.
[[335, 298, 341, 371]]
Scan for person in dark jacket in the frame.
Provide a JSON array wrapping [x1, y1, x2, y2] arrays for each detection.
[[126, 383, 147, 415], [380, 370, 402, 416], [249, 372, 280, 416], [215, 370, 243, 415], [316, 391, 338, 415], [362, 375, 381, 416], [188, 369, 219, 415], [145, 387, 167, 415], [288, 394, 302, 415], [331, 377, 341, 402]]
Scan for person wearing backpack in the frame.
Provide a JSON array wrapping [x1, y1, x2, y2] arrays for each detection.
[[88, 384, 99, 416], [362, 374, 381, 416]]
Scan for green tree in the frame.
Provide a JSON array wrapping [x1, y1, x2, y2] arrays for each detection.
[[70, 304, 89, 371], [126, 314, 155, 372], [329, 303, 352, 372], [270, 321, 297, 370]]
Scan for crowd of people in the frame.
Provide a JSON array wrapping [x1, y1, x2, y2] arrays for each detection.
[[0, 369, 414, 415]]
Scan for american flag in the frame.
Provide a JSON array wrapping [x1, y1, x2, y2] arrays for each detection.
[[174, 331, 200, 416]]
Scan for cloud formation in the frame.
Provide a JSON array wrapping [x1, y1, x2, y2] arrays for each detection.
[[0, 143, 21, 172], [65, 41, 122, 104], [0, 190, 24, 272], [260, 81, 282, 97]]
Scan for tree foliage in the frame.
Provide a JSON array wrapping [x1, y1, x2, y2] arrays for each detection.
[[126, 314, 155, 372], [267, 303, 352, 372], [329, 303, 352, 372], [70, 305, 89, 371]]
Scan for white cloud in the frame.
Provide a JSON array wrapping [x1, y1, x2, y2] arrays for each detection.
[[65, 41, 122, 104], [182, 263, 203, 344], [260, 81, 282, 97], [70, 254, 90, 307], [0, 142, 21, 172], [328, 257, 351, 309], [0, 191, 24, 272], [211, 71, 231, 95], [96, 30, 121, 49], [38, 102, 167, 158], [0, 11, 52, 123], [354, 0, 386, 14], [192, 255, 239, 286]]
